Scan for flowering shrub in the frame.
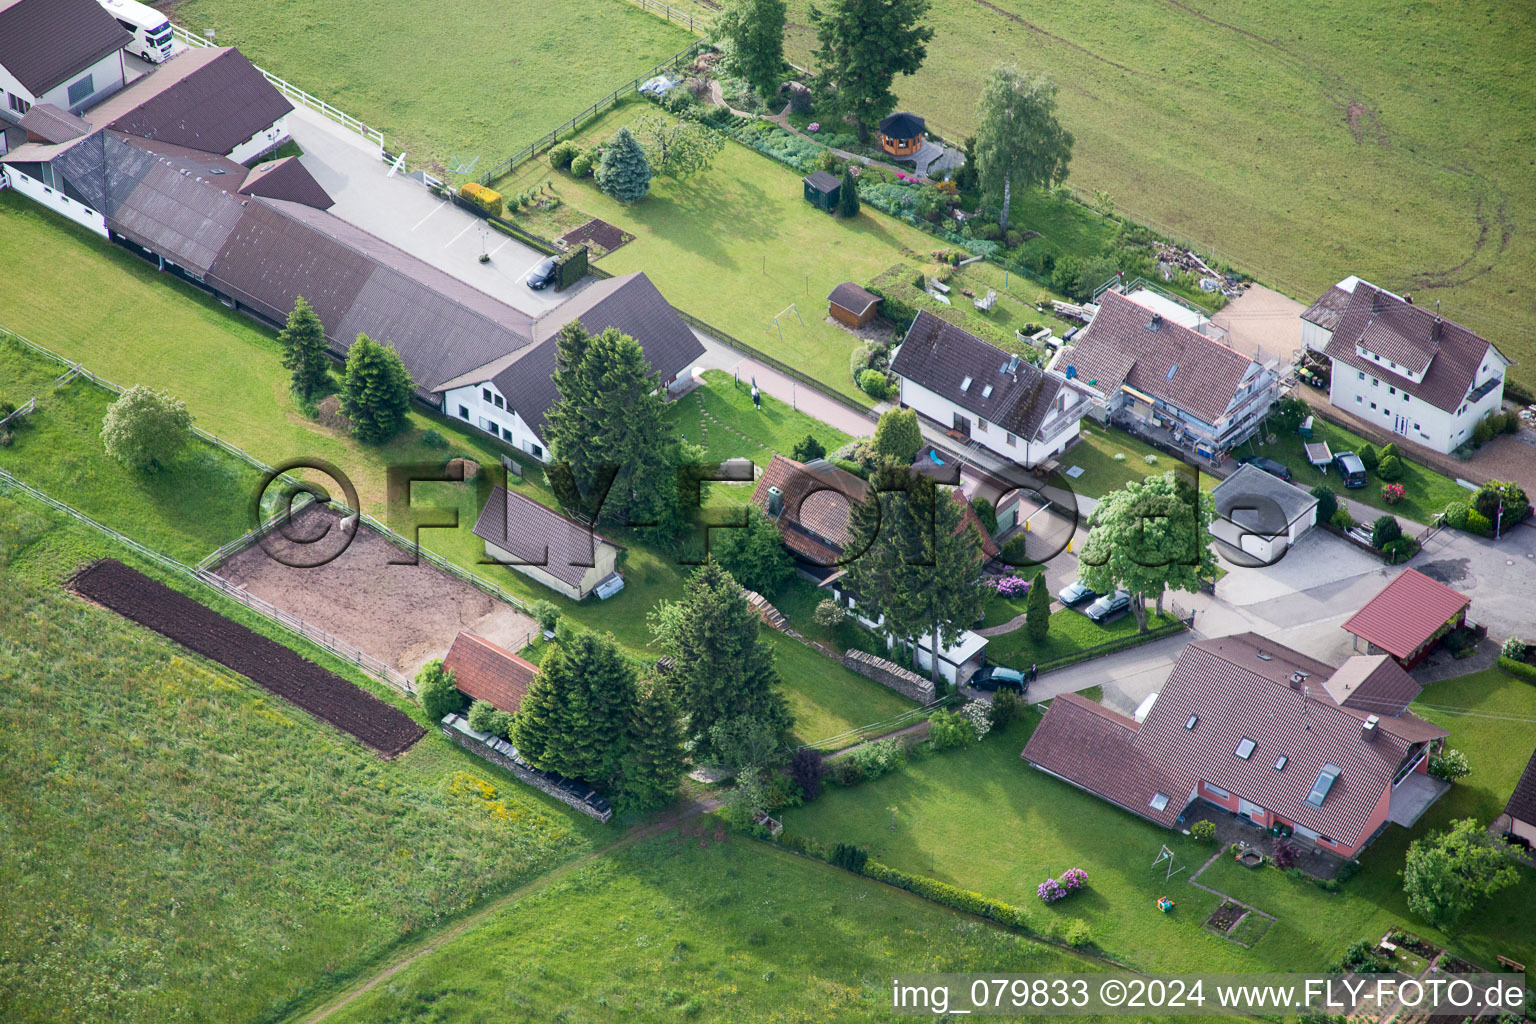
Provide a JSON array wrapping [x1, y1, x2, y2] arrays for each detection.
[[961, 700, 992, 741], [991, 575, 1029, 599], [1382, 482, 1405, 504], [1038, 868, 1088, 902], [807, 122, 820, 132]]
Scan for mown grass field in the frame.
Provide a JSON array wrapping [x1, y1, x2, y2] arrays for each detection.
[[782, 0, 1536, 390], [171, 0, 696, 173], [324, 831, 1173, 1024], [0, 491, 605, 1024], [787, 668, 1536, 978], [0, 195, 911, 750], [494, 99, 949, 403]]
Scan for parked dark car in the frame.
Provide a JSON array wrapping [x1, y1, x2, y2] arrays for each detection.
[[1239, 455, 1293, 482], [1084, 589, 1133, 624], [971, 665, 1026, 693], [1333, 451, 1368, 488], [526, 257, 558, 290], [1056, 579, 1100, 607]]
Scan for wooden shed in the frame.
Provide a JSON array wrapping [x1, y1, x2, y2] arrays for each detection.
[[827, 281, 880, 327], [878, 112, 926, 157], [802, 170, 841, 212]]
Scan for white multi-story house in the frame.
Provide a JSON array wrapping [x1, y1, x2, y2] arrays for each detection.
[[0, 0, 128, 125], [1301, 277, 1511, 454], [891, 310, 1093, 468], [1065, 289, 1279, 452]]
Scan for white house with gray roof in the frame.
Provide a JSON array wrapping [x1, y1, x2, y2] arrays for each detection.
[[1210, 462, 1319, 563]]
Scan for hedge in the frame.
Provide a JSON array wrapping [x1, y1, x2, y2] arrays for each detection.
[[1032, 619, 1187, 674], [862, 859, 1034, 930], [458, 181, 502, 217], [1499, 656, 1536, 684], [864, 282, 919, 327], [555, 245, 588, 291]]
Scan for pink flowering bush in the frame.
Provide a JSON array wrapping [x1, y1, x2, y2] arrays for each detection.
[[1038, 868, 1088, 902], [991, 575, 1029, 599], [807, 122, 820, 132], [1382, 482, 1405, 505]]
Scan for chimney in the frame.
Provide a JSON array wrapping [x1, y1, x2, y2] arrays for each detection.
[[767, 486, 783, 517], [1362, 715, 1379, 742], [1431, 316, 1443, 343], [1289, 670, 1308, 689], [1371, 289, 1385, 314], [1147, 312, 1163, 331]]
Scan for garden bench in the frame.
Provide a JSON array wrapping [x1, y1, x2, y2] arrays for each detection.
[[1496, 955, 1525, 972]]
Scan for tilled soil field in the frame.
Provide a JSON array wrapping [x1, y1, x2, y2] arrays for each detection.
[[69, 559, 424, 757]]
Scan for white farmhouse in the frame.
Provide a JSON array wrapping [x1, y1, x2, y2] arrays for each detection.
[[1301, 277, 1511, 454], [890, 310, 1092, 469], [0, 0, 128, 126]]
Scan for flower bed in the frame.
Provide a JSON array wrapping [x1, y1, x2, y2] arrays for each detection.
[[1038, 867, 1088, 902]]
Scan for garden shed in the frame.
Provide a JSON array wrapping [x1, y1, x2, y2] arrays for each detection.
[[878, 112, 926, 157], [802, 170, 841, 212], [827, 281, 880, 327]]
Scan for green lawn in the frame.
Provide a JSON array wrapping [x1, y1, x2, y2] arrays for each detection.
[[494, 100, 951, 403], [173, 0, 696, 173], [1233, 416, 1468, 525], [782, 0, 1536, 393], [786, 668, 1536, 979], [987, 605, 1180, 672], [669, 369, 859, 470], [0, 490, 604, 1024], [325, 832, 1142, 1024], [1061, 423, 1218, 500], [0, 337, 262, 563]]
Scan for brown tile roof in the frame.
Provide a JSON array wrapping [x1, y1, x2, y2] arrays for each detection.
[[1505, 748, 1536, 827], [893, 310, 1069, 441], [1071, 290, 1256, 425], [827, 281, 879, 317], [1300, 284, 1353, 332], [103, 47, 293, 157], [1023, 695, 1190, 826], [472, 487, 619, 590], [1342, 569, 1470, 661], [441, 631, 537, 715], [1321, 655, 1422, 716], [1023, 633, 1448, 849], [0, 0, 129, 96], [18, 102, 89, 143], [750, 454, 997, 565], [1322, 282, 1501, 414], [239, 156, 333, 209]]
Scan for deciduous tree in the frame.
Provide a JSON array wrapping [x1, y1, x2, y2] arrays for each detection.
[[790, 433, 826, 462], [543, 322, 683, 532], [278, 295, 330, 401], [809, 0, 934, 142], [630, 114, 725, 179], [840, 466, 987, 688], [649, 561, 793, 761], [715, 0, 787, 102], [1076, 470, 1217, 631], [973, 65, 1074, 232], [596, 126, 652, 202], [415, 658, 463, 723], [101, 385, 191, 471], [1402, 818, 1519, 930], [339, 334, 413, 443]]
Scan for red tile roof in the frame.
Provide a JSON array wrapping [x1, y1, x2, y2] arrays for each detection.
[[441, 631, 537, 715], [1321, 655, 1422, 716], [1023, 633, 1448, 849], [1342, 569, 1470, 661]]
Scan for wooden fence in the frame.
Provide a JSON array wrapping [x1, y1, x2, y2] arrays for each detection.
[[479, 39, 707, 186], [623, 0, 712, 33], [169, 24, 385, 152], [0, 397, 35, 429]]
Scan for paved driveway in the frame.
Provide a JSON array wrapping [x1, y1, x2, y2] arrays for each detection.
[[286, 105, 577, 319]]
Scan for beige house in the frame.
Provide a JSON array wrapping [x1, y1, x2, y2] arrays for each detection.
[[472, 487, 624, 601]]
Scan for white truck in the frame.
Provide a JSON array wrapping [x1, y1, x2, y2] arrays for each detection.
[[98, 0, 175, 64]]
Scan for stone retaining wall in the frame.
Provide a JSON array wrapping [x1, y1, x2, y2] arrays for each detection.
[[440, 713, 613, 823], [843, 649, 935, 703]]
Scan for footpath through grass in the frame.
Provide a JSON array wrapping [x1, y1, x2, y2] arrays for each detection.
[[173, 0, 695, 172], [0, 492, 604, 1024], [782, 0, 1536, 392], [786, 669, 1536, 977]]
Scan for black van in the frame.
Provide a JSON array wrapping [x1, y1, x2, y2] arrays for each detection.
[[1333, 451, 1368, 488]]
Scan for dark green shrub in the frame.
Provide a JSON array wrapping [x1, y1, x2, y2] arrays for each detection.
[[1443, 501, 1469, 529], [988, 690, 1020, 730], [970, 496, 997, 534], [1330, 507, 1354, 531], [857, 369, 890, 399], [467, 698, 500, 734], [416, 659, 463, 722], [1381, 537, 1417, 563], [849, 343, 872, 379], [529, 599, 560, 634], [1357, 443, 1378, 470], [569, 150, 597, 177], [1370, 514, 1402, 549], [1473, 479, 1531, 525], [830, 842, 869, 872], [554, 245, 588, 291], [1465, 509, 1491, 535], [999, 533, 1028, 564], [1310, 485, 1338, 525], [1005, 229, 1023, 249], [1473, 416, 1494, 445], [1190, 820, 1216, 843], [1379, 442, 1399, 461], [861, 859, 1031, 929], [421, 428, 447, 449], [548, 140, 580, 169], [1498, 656, 1536, 684], [832, 457, 868, 479], [1376, 454, 1403, 481]]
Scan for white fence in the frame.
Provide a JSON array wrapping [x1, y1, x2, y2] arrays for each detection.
[[168, 24, 385, 153]]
